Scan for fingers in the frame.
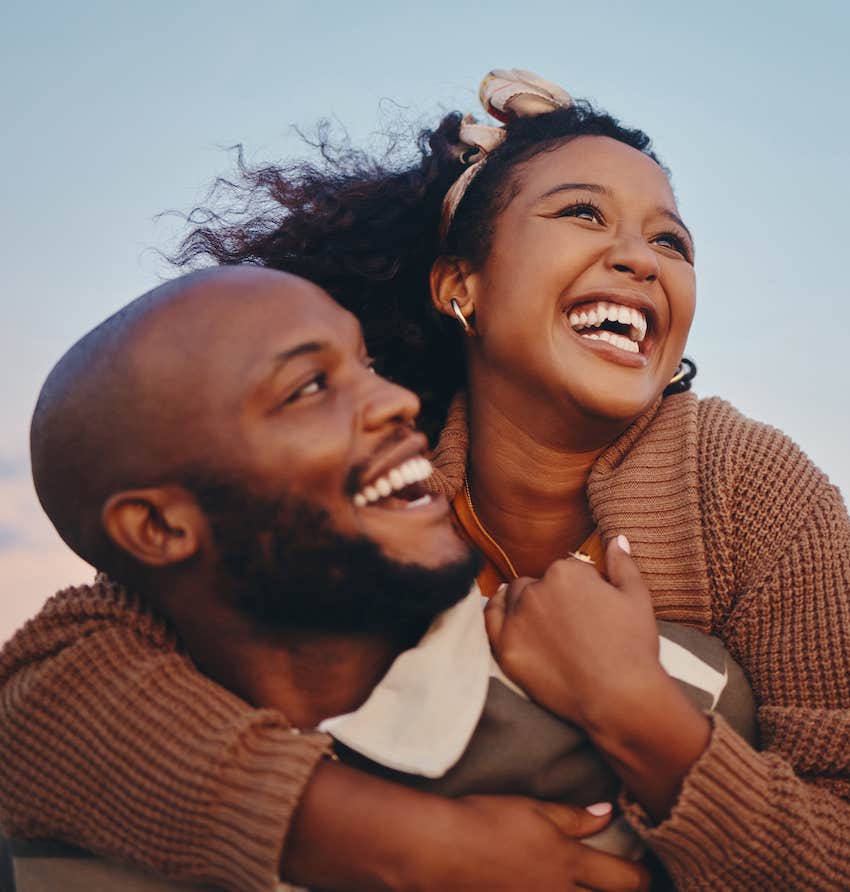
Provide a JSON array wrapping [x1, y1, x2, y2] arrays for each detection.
[[533, 800, 614, 839], [574, 845, 652, 892], [604, 535, 646, 598], [483, 585, 507, 643], [485, 577, 534, 647]]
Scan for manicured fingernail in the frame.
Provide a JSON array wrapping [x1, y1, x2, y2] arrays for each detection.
[[495, 583, 508, 595], [616, 534, 631, 554], [586, 802, 612, 816]]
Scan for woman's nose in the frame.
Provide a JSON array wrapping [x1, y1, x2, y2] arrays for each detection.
[[606, 234, 660, 283]]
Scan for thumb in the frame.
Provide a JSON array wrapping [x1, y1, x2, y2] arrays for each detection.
[[605, 534, 645, 594], [535, 800, 614, 839], [484, 584, 508, 646]]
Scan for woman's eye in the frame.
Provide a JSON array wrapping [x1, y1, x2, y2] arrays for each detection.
[[652, 232, 691, 260], [557, 202, 604, 224]]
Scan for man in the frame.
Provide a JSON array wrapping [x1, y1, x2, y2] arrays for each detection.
[[8, 266, 654, 892], [8, 267, 753, 891]]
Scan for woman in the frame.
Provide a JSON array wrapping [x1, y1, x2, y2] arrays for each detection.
[[2, 70, 848, 891]]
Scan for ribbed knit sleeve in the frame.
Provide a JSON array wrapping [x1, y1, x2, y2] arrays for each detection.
[[0, 581, 331, 892], [620, 398, 850, 890]]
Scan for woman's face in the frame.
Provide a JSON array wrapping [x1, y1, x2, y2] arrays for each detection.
[[460, 135, 696, 434]]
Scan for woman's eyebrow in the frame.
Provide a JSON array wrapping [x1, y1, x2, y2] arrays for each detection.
[[538, 182, 612, 201], [659, 208, 693, 242]]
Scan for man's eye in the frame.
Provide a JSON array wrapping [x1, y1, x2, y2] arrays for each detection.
[[557, 201, 604, 223], [286, 375, 326, 404]]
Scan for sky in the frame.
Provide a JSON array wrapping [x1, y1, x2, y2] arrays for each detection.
[[2, 0, 848, 644]]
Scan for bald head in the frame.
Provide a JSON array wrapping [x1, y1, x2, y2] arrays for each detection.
[[31, 266, 343, 572]]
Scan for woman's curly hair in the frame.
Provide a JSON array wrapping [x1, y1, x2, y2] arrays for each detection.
[[174, 103, 694, 441]]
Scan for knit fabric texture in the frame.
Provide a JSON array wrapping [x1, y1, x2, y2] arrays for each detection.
[[0, 584, 330, 892], [1, 391, 848, 890]]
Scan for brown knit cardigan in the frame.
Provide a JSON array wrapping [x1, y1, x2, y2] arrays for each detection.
[[1, 392, 849, 891]]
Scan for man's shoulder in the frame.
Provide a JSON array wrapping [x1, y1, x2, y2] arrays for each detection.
[[0, 577, 176, 686]]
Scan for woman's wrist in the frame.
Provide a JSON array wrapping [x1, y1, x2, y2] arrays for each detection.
[[582, 669, 712, 822]]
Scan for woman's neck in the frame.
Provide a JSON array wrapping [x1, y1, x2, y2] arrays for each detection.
[[466, 389, 622, 578]]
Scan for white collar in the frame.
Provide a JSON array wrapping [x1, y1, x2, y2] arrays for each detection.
[[318, 584, 494, 778]]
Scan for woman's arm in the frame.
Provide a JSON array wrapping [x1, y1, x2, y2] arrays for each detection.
[[0, 580, 329, 892], [0, 579, 650, 892], [488, 408, 850, 890], [628, 406, 850, 890]]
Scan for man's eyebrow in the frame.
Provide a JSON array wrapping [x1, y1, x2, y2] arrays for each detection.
[[268, 341, 325, 372], [538, 182, 613, 201]]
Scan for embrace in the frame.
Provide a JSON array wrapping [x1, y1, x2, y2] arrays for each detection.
[[1, 70, 848, 892]]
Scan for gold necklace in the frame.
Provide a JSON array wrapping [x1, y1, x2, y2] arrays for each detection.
[[464, 475, 596, 572], [463, 475, 519, 578]]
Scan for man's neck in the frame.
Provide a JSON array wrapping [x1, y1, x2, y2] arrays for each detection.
[[177, 605, 406, 729]]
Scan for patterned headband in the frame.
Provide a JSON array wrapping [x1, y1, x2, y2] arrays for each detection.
[[439, 68, 573, 243]]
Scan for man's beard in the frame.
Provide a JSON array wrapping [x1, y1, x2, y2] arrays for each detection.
[[191, 478, 480, 639]]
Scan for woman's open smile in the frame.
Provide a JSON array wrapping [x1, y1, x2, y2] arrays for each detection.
[[562, 288, 657, 367]]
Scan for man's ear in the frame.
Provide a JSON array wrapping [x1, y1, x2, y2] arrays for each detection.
[[430, 255, 477, 321], [101, 486, 206, 568]]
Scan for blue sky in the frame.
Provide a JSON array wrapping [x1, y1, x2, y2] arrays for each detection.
[[2, 0, 848, 642]]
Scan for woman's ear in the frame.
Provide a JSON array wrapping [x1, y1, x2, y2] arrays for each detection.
[[430, 256, 476, 321], [102, 486, 205, 568]]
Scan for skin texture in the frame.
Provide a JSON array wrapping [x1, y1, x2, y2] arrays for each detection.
[[32, 266, 650, 891], [433, 135, 710, 820]]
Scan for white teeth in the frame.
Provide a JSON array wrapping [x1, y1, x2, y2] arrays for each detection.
[[353, 456, 434, 506], [568, 300, 647, 344], [580, 330, 639, 353]]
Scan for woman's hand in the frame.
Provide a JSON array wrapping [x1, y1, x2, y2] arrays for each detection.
[[485, 536, 712, 821], [429, 794, 651, 892], [485, 536, 661, 730], [285, 759, 650, 892]]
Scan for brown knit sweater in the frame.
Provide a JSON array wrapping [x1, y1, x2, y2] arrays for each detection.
[[1, 393, 849, 891]]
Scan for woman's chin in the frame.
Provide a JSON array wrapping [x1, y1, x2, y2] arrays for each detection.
[[564, 379, 665, 426]]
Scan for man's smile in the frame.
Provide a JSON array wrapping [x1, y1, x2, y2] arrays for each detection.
[[352, 454, 435, 509]]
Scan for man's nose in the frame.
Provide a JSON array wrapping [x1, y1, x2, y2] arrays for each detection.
[[361, 370, 421, 430], [605, 233, 660, 283]]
